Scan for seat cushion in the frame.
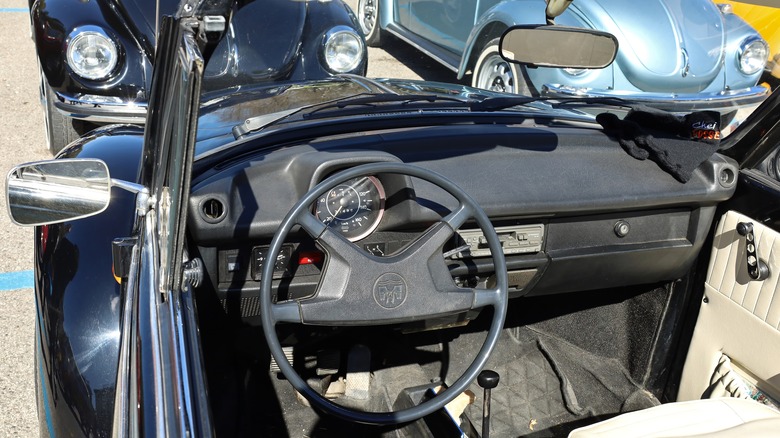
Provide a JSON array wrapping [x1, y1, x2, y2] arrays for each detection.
[[568, 398, 780, 438]]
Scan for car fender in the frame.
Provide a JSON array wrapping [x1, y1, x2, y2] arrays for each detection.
[[456, 0, 547, 80], [30, 0, 152, 101], [721, 10, 766, 89], [456, 0, 615, 87], [299, 0, 363, 81], [378, 0, 396, 30], [563, 0, 762, 93], [34, 127, 144, 438]]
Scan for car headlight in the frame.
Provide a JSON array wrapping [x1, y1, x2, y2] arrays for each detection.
[[717, 3, 733, 14], [66, 27, 119, 80], [737, 36, 768, 76], [322, 26, 364, 74], [563, 68, 587, 76]]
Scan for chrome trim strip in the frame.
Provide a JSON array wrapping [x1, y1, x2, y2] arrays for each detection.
[[142, 213, 169, 437], [53, 93, 148, 124], [337, 73, 398, 94], [543, 84, 769, 106], [385, 26, 459, 73], [111, 241, 140, 438], [173, 281, 214, 437]]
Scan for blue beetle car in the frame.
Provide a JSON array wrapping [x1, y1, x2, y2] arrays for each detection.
[[356, 0, 768, 114]]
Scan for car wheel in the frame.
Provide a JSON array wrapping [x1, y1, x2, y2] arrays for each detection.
[[357, 0, 383, 47], [472, 39, 535, 96], [42, 82, 83, 155]]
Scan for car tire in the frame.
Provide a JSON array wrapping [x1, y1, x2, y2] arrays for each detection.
[[472, 39, 536, 96], [42, 82, 84, 155], [357, 0, 383, 47]]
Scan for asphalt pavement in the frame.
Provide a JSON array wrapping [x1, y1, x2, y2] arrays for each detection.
[[0, 2, 457, 436]]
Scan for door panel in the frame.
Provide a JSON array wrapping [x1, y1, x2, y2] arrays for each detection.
[[401, 0, 478, 53], [678, 210, 780, 404]]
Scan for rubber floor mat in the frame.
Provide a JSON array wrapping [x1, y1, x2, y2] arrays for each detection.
[[466, 341, 573, 437], [464, 331, 657, 437]]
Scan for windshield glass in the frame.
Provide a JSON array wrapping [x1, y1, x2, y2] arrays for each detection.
[[196, 0, 778, 155]]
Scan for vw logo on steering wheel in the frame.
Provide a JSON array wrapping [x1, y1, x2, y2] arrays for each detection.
[[373, 273, 407, 309]]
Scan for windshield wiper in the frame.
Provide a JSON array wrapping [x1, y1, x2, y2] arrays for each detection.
[[233, 93, 472, 139], [301, 93, 471, 117], [232, 93, 635, 140], [470, 95, 636, 112], [232, 93, 380, 139], [232, 107, 303, 139]]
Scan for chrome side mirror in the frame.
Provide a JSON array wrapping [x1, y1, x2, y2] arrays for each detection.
[[500, 25, 618, 69], [6, 159, 111, 226]]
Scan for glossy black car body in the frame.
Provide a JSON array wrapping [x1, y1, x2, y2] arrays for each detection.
[[16, 2, 780, 438], [30, 0, 367, 154]]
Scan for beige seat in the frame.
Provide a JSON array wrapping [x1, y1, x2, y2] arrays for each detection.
[[568, 398, 780, 438]]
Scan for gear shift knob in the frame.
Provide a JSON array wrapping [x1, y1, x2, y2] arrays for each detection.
[[478, 369, 500, 389], [478, 370, 500, 438]]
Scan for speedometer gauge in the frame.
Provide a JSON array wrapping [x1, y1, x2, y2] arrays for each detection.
[[315, 176, 385, 241]]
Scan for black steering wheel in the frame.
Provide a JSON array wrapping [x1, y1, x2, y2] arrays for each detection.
[[260, 162, 508, 425]]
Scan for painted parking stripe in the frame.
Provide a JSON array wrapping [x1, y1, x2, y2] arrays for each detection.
[[0, 270, 34, 291], [0, 8, 27, 12]]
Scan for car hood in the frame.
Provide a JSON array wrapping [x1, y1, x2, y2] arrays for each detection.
[[202, 0, 306, 89], [116, 0, 305, 74], [117, 0, 178, 49], [193, 78, 595, 157], [576, 0, 724, 93]]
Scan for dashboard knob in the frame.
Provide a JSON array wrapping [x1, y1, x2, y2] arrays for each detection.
[[614, 220, 630, 238]]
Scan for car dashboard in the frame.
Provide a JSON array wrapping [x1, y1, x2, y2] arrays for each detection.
[[187, 121, 738, 324]]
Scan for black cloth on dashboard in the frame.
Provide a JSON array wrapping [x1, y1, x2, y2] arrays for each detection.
[[596, 106, 721, 183]]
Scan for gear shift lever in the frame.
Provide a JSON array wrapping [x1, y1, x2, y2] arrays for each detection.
[[478, 369, 500, 438]]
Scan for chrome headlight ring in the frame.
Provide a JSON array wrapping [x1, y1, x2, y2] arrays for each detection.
[[737, 36, 768, 76], [717, 3, 733, 15], [563, 68, 588, 77], [66, 26, 121, 81], [321, 26, 365, 74]]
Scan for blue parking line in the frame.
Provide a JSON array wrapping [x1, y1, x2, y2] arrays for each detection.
[[0, 8, 27, 12], [0, 270, 34, 291]]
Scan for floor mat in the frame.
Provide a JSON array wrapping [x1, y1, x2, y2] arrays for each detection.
[[464, 329, 658, 437], [465, 341, 573, 437]]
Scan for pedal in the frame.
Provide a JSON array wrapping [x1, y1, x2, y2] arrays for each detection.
[[344, 344, 371, 400], [269, 346, 294, 374], [316, 349, 340, 376]]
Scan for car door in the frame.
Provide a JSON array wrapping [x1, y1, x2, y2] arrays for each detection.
[[111, 12, 218, 437], [397, 0, 486, 53], [676, 97, 780, 409]]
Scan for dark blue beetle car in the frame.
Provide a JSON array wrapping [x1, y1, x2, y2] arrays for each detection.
[[31, 0, 367, 154]]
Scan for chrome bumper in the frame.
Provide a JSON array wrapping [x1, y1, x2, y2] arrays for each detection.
[[542, 84, 769, 113], [53, 92, 147, 124]]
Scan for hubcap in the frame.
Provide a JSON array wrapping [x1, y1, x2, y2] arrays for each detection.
[[478, 54, 515, 94], [359, 0, 377, 36]]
